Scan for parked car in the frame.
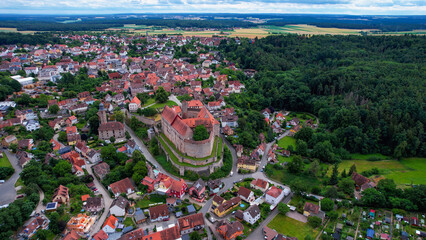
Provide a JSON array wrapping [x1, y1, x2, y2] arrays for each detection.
[[0, 180, 5, 184], [16, 194, 24, 199]]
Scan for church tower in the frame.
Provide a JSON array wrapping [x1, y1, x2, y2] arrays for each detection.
[[97, 103, 107, 125]]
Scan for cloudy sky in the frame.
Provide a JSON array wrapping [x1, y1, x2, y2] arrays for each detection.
[[1, 0, 425, 15]]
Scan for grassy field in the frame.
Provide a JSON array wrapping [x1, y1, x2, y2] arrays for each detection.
[[141, 98, 156, 108], [151, 100, 177, 109], [0, 154, 12, 168], [136, 194, 166, 209], [277, 136, 296, 150], [337, 157, 426, 185], [268, 214, 318, 239]]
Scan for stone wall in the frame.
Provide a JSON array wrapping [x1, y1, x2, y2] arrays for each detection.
[[158, 136, 224, 176], [183, 133, 215, 159]]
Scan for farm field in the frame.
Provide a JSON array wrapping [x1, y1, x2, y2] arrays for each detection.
[[0, 27, 36, 34], [268, 214, 318, 239], [337, 156, 426, 186]]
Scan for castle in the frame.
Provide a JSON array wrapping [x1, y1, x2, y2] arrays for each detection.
[[161, 100, 220, 159]]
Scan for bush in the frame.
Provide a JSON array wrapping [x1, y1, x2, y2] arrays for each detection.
[[0, 167, 14, 179], [308, 216, 322, 228]]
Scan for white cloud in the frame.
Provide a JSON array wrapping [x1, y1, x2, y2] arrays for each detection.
[[1, 0, 425, 14]]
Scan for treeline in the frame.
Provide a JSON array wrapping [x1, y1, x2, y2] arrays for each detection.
[[0, 19, 256, 32], [264, 15, 426, 32], [222, 35, 426, 158], [0, 32, 60, 45], [0, 72, 21, 100]]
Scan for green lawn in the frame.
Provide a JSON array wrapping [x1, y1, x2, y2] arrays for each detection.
[[268, 214, 318, 239], [135, 194, 166, 209], [124, 217, 135, 227], [349, 153, 388, 160], [142, 98, 156, 108], [337, 157, 426, 185], [0, 154, 12, 168], [266, 164, 321, 191], [277, 136, 296, 150], [216, 137, 223, 158], [76, 119, 87, 129], [151, 100, 177, 109]]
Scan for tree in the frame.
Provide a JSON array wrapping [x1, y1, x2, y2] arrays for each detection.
[[278, 203, 290, 215], [53, 160, 72, 177], [113, 110, 124, 122], [348, 164, 357, 176], [308, 159, 320, 176], [125, 131, 131, 140], [58, 131, 67, 143], [329, 164, 339, 185], [110, 136, 116, 143], [189, 231, 202, 240], [338, 178, 355, 195], [155, 86, 169, 103], [287, 155, 303, 174], [296, 139, 308, 156], [361, 188, 386, 208], [289, 179, 308, 195], [327, 210, 338, 220], [308, 216, 322, 228], [295, 127, 313, 143], [48, 104, 59, 114], [340, 169, 347, 178], [193, 125, 209, 141], [324, 186, 339, 199], [89, 115, 100, 135], [321, 198, 334, 211], [313, 141, 334, 163]]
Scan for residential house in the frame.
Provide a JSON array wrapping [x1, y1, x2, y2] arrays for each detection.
[[19, 216, 49, 239], [67, 213, 96, 233], [352, 172, 370, 191], [216, 220, 244, 240], [238, 186, 255, 203], [265, 186, 285, 205], [98, 121, 125, 141], [221, 114, 238, 128], [212, 195, 225, 209], [243, 205, 261, 225], [223, 125, 234, 135], [108, 178, 135, 198], [72, 164, 85, 177], [237, 156, 257, 172], [189, 178, 206, 202], [84, 197, 104, 213], [2, 135, 17, 147], [261, 108, 272, 120], [66, 115, 78, 126], [133, 209, 146, 224], [102, 215, 118, 233], [250, 178, 269, 192], [124, 140, 139, 155], [235, 145, 243, 158], [18, 139, 34, 150], [263, 226, 279, 240], [178, 213, 205, 235], [303, 202, 326, 222], [141, 176, 155, 193], [109, 196, 129, 217], [168, 178, 187, 199], [63, 230, 81, 240], [92, 230, 108, 240], [214, 196, 241, 217], [129, 96, 141, 112], [86, 149, 101, 163], [149, 204, 169, 222], [52, 185, 70, 205], [93, 162, 110, 179], [207, 179, 222, 195]]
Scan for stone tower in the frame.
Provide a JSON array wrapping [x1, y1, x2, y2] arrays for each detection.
[[97, 103, 107, 125]]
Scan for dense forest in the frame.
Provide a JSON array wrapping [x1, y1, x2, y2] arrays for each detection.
[[221, 35, 426, 158], [0, 32, 60, 45], [0, 19, 255, 32]]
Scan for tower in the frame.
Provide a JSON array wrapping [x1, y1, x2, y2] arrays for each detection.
[[98, 103, 107, 125]]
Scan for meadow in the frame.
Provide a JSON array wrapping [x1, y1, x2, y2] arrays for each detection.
[[268, 214, 318, 239], [337, 155, 426, 186]]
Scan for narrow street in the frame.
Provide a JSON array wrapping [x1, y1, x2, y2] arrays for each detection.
[[0, 150, 22, 206], [86, 163, 114, 237]]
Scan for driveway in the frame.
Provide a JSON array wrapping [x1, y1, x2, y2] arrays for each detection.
[[0, 150, 22, 206]]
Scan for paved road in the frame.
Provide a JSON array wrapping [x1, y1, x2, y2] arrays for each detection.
[[86, 163, 114, 238], [0, 150, 22, 206], [125, 124, 180, 181], [128, 120, 293, 240], [169, 94, 182, 106]]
